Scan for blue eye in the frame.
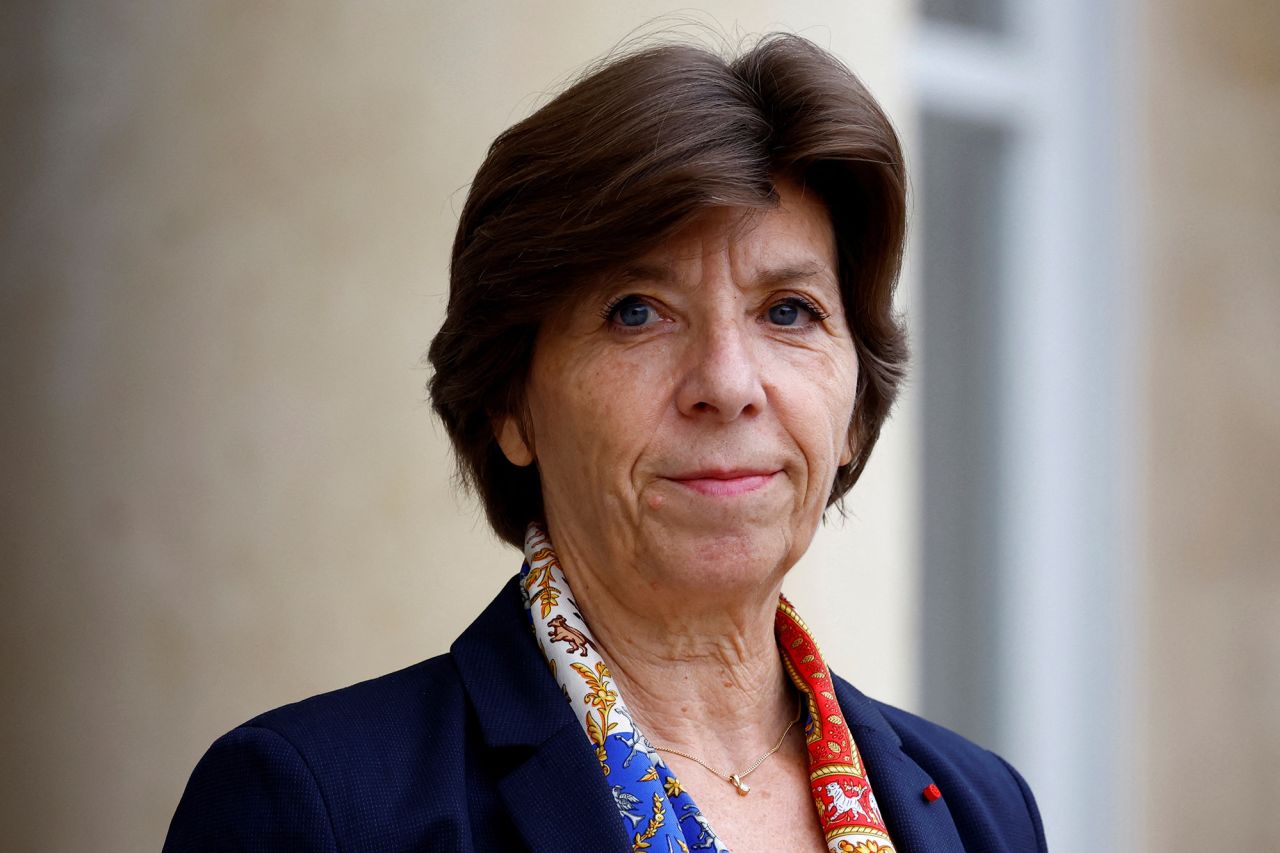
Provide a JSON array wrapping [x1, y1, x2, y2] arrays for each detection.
[[768, 301, 801, 326], [606, 296, 654, 328], [768, 297, 828, 327], [618, 302, 651, 326]]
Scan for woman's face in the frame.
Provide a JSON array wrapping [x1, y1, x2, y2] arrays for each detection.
[[497, 182, 858, 596]]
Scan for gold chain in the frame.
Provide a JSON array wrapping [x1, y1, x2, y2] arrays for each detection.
[[648, 695, 803, 796]]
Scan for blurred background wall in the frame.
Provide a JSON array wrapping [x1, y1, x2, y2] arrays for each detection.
[[1142, 1, 1280, 848], [0, 2, 1275, 852]]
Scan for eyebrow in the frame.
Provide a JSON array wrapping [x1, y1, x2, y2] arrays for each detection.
[[756, 263, 835, 287]]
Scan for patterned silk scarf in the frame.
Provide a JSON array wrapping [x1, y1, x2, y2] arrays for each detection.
[[521, 523, 898, 853]]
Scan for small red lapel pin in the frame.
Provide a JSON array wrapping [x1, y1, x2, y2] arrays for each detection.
[[922, 783, 942, 803]]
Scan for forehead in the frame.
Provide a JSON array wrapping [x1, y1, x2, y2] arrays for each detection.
[[624, 182, 837, 281]]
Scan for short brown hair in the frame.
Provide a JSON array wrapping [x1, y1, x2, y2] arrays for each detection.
[[428, 33, 908, 547]]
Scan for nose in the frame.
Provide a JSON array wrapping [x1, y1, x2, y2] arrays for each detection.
[[674, 320, 767, 422]]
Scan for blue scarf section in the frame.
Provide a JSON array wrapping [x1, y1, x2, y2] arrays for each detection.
[[520, 523, 729, 853]]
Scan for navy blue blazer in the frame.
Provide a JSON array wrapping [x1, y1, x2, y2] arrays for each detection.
[[165, 577, 1047, 852]]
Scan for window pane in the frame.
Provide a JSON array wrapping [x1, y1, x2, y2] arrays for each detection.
[[921, 0, 1008, 35], [918, 110, 1013, 750]]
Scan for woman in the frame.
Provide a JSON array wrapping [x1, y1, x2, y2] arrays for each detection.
[[165, 35, 1046, 852]]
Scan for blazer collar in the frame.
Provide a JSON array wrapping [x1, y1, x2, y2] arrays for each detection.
[[832, 676, 966, 853], [452, 576, 966, 853], [451, 576, 631, 853]]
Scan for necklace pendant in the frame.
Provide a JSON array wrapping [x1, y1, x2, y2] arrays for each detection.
[[730, 774, 750, 796]]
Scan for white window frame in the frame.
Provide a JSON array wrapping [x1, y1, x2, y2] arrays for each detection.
[[909, 3, 1144, 849]]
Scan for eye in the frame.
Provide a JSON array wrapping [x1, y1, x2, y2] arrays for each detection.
[[602, 294, 657, 329], [766, 296, 828, 327]]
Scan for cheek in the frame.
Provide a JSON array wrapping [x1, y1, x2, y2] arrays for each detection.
[[528, 348, 669, 470], [833, 351, 859, 432], [784, 363, 858, 490], [785, 346, 858, 449], [588, 355, 674, 461]]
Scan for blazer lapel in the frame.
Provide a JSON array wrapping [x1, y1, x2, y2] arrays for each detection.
[[453, 578, 965, 853], [497, 724, 632, 853], [451, 577, 630, 853], [834, 676, 966, 853]]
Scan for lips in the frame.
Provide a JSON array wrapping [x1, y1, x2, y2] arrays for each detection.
[[667, 468, 781, 497]]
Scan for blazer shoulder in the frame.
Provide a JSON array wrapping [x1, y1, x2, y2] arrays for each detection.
[[872, 699, 1004, 770], [164, 723, 340, 852], [244, 652, 465, 740], [167, 654, 476, 851], [871, 699, 1048, 852]]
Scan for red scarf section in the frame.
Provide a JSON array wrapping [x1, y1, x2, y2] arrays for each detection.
[[777, 596, 897, 853]]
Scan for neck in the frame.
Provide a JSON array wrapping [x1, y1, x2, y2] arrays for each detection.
[[548, 528, 798, 767]]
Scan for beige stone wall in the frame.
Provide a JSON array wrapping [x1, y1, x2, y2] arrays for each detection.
[[1142, 1, 1280, 849], [0, 3, 914, 850]]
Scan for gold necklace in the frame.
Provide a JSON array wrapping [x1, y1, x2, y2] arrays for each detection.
[[648, 695, 803, 796]]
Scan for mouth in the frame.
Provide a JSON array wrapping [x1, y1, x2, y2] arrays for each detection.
[[666, 468, 781, 497]]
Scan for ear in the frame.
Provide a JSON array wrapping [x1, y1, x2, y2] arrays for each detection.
[[495, 414, 535, 467], [839, 429, 856, 467]]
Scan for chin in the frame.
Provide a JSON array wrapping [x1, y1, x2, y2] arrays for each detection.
[[644, 523, 797, 596]]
